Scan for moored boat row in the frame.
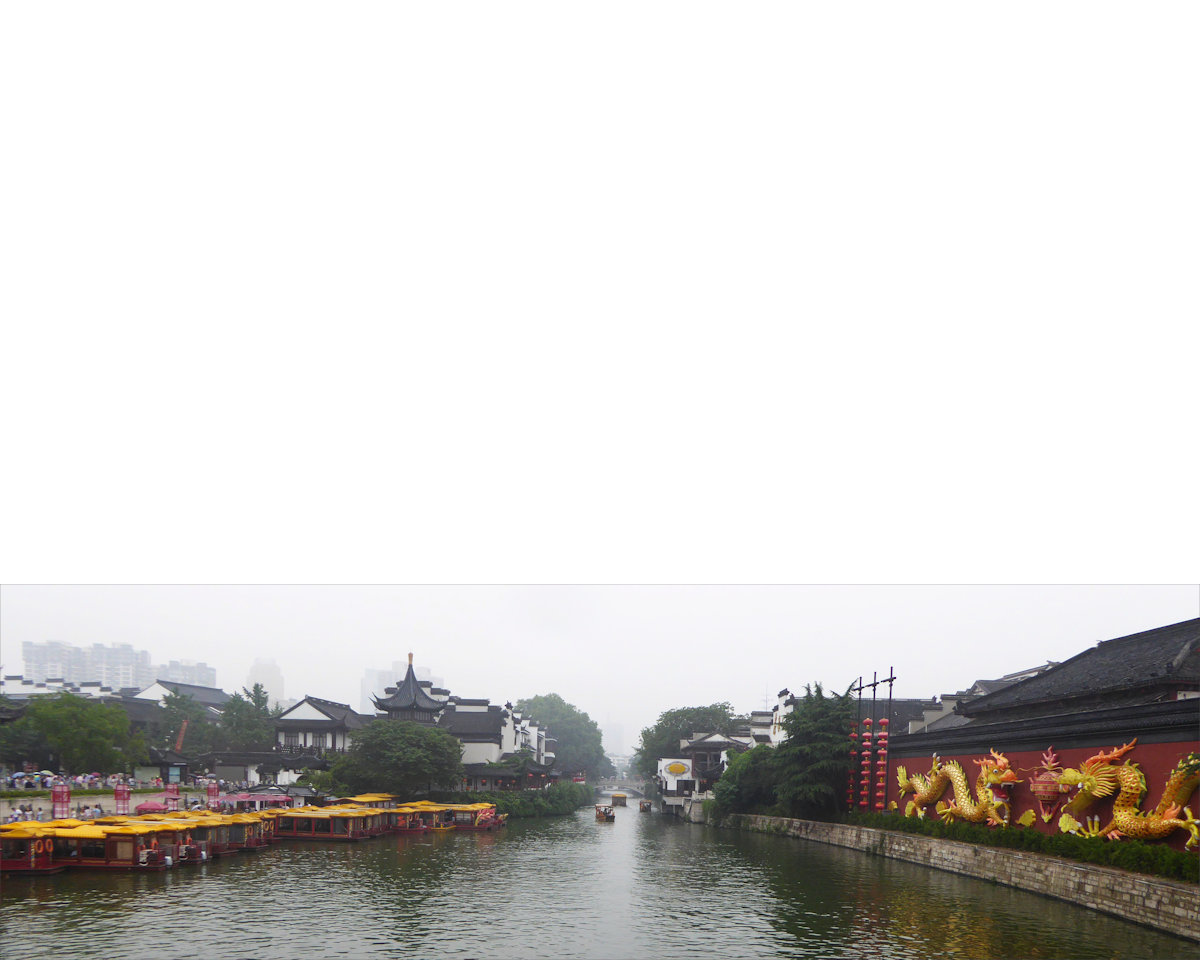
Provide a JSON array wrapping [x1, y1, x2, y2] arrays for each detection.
[[1, 799, 506, 875]]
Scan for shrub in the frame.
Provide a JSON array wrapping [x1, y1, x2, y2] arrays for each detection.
[[840, 811, 1198, 884], [430, 781, 593, 819]]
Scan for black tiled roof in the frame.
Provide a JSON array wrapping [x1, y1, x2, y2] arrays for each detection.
[[438, 706, 504, 742], [891, 698, 1198, 757], [372, 663, 445, 713], [306, 696, 371, 727], [0, 697, 28, 722], [851, 698, 932, 730], [154, 681, 231, 708], [923, 712, 973, 731], [148, 747, 189, 764], [116, 696, 166, 724], [277, 696, 371, 729], [961, 618, 1200, 720], [463, 763, 521, 778]]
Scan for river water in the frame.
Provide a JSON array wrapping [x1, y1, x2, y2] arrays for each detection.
[[1, 807, 1193, 959]]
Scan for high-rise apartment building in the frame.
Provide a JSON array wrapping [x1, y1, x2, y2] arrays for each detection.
[[21, 641, 213, 690], [158, 659, 217, 687], [245, 658, 287, 708], [22, 641, 155, 690]]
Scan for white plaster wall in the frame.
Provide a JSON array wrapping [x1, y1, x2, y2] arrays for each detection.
[[461, 742, 502, 765]]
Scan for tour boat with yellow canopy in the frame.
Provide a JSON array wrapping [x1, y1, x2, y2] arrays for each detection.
[[393, 804, 429, 834], [275, 804, 386, 841], [225, 811, 270, 851], [445, 802, 506, 831], [41, 820, 173, 870], [1, 822, 64, 875]]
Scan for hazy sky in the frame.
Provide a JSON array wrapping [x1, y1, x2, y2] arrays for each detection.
[[2, 585, 1195, 754]]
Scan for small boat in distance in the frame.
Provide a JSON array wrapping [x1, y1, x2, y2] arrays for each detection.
[[639, 800, 652, 813], [595, 805, 615, 822], [611, 793, 627, 806]]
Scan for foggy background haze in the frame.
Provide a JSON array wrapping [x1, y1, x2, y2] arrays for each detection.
[[3, 584, 1195, 754]]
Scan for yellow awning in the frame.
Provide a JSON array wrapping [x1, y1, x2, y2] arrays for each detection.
[[0, 827, 47, 838], [46, 826, 108, 839]]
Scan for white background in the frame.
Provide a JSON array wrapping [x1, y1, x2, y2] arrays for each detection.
[[2, 4, 1196, 583]]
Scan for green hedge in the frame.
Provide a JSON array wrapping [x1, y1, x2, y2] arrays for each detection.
[[430, 782, 594, 819], [840, 811, 1199, 884]]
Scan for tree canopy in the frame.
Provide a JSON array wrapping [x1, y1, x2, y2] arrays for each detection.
[[709, 682, 855, 821], [156, 691, 219, 754], [633, 702, 743, 780], [515, 693, 614, 780], [218, 683, 278, 751], [330, 720, 464, 797], [772, 682, 855, 818], [0, 692, 147, 773], [712, 743, 779, 817]]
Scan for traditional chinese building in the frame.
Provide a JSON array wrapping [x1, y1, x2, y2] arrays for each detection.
[[371, 654, 449, 725], [275, 695, 373, 755]]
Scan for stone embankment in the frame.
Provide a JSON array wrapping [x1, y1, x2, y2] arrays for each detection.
[[728, 814, 1200, 943]]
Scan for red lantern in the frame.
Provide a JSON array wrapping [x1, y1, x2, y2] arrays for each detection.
[[52, 783, 71, 819]]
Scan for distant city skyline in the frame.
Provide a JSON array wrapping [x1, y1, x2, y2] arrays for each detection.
[[17, 639, 216, 690]]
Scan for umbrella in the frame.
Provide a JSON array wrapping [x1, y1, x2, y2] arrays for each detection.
[[38, 770, 55, 775], [135, 801, 168, 813]]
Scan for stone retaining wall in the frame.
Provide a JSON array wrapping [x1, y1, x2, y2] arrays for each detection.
[[729, 814, 1200, 943]]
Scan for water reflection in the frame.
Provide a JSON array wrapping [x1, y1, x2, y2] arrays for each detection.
[[1, 809, 1193, 959]]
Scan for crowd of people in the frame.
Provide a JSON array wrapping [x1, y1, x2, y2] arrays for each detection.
[[5, 772, 160, 791], [5, 801, 111, 823]]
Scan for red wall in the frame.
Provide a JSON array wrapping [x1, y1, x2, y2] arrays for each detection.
[[874, 738, 1199, 851]]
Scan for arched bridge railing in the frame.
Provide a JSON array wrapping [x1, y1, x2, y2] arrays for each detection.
[[595, 778, 648, 798]]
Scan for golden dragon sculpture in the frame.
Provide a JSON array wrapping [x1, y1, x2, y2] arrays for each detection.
[[896, 750, 1020, 826], [1056, 740, 1200, 849]]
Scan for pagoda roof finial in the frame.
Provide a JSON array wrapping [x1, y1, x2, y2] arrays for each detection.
[[408, 652, 413, 665]]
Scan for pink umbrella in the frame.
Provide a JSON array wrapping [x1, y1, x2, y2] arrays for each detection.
[[135, 801, 168, 813]]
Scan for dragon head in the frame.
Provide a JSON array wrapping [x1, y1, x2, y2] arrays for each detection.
[[975, 750, 1021, 786], [1057, 740, 1137, 799]]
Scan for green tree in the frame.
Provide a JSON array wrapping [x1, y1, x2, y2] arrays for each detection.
[[0, 693, 145, 773], [633, 702, 742, 780], [772, 682, 855, 819], [0, 702, 49, 769], [515, 693, 615, 780], [157, 691, 218, 754], [295, 767, 336, 794], [712, 743, 781, 819], [218, 683, 276, 750], [330, 720, 464, 797]]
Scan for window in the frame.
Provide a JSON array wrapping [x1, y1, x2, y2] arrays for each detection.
[[284, 733, 298, 748], [312, 732, 327, 750]]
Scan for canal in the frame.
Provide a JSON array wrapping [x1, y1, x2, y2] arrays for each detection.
[[1, 807, 1194, 959]]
